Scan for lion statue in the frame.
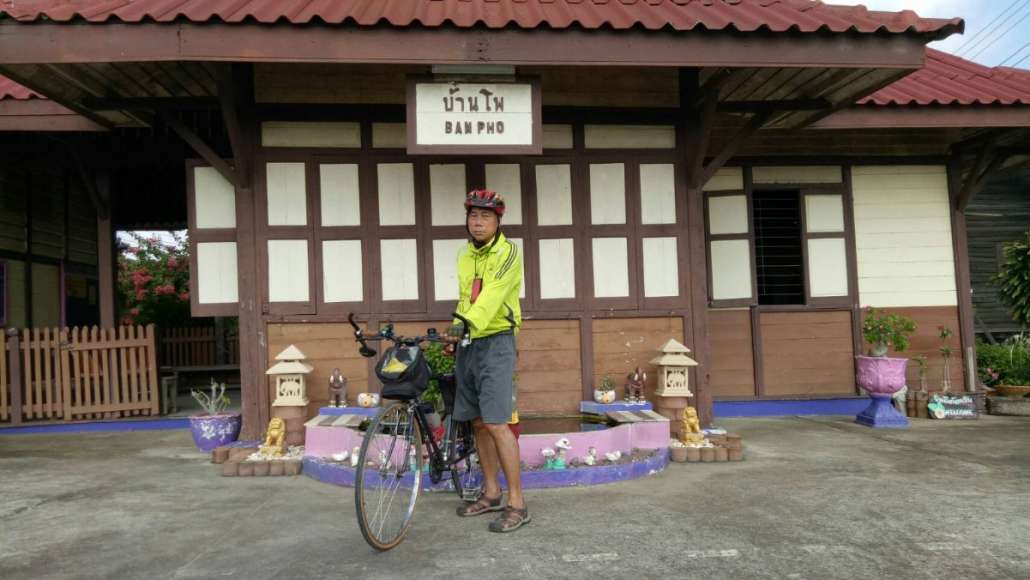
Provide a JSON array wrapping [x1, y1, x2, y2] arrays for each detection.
[[680, 406, 705, 444], [260, 417, 287, 457]]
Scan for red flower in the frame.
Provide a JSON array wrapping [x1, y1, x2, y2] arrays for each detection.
[[155, 284, 176, 296], [178, 291, 190, 302], [135, 289, 147, 300], [167, 257, 178, 269], [121, 315, 135, 325], [130, 307, 140, 316]]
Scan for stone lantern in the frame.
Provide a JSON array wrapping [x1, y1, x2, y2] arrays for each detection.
[[650, 339, 698, 397], [650, 338, 699, 438], [267, 345, 313, 407], [266, 345, 313, 447]]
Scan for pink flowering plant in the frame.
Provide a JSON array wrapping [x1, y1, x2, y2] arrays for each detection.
[[117, 232, 191, 327]]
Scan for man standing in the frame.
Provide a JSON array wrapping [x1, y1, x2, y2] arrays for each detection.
[[446, 189, 529, 533]]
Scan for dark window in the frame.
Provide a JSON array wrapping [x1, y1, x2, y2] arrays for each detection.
[[753, 190, 804, 305], [0, 261, 6, 326]]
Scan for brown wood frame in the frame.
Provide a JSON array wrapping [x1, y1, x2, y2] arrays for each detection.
[[185, 158, 239, 318], [405, 76, 543, 156], [705, 183, 757, 309], [813, 106, 1030, 130]]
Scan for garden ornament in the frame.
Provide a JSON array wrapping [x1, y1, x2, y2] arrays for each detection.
[[605, 450, 622, 463], [541, 448, 556, 470], [624, 367, 647, 403], [583, 447, 598, 466], [260, 417, 287, 457], [680, 407, 705, 445], [328, 368, 348, 408]]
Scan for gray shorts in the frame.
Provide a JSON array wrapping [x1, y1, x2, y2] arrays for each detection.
[[453, 331, 516, 425]]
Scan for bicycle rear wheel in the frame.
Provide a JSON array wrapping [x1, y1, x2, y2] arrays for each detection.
[[354, 401, 424, 551], [445, 416, 482, 502]]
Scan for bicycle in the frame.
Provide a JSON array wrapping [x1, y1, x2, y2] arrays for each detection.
[[347, 312, 482, 551]]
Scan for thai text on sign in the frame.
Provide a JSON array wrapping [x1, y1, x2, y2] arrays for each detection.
[[413, 81, 536, 148]]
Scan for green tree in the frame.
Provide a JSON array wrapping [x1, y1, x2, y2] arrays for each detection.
[[994, 230, 1030, 328], [117, 232, 191, 327]]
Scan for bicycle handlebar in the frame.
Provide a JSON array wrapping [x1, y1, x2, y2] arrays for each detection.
[[348, 312, 472, 358]]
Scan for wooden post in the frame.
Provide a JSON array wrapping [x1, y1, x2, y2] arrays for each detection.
[[7, 328, 22, 424], [214, 317, 227, 366], [680, 69, 714, 427], [96, 171, 116, 329], [230, 65, 268, 439], [947, 159, 977, 393]]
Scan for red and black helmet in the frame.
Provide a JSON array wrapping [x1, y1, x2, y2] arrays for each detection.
[[464, 189, 505, 217]]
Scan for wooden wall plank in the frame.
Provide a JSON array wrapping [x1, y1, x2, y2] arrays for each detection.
[[591, 317, 683, 403], [760, 310, 855, 396], [708, 309, 755, 398]]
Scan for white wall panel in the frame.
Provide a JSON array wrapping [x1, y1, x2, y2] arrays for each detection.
[[266, 162, 307, 226], [589, 163, 626, 225], [643, 237, 679, 297], [322, 240, 363, 303], [267, 239, 309, 302], [319, 164, 360, 226], [197, 242, 239, 304], [539, 238, 575, 299], [194, 166, 236, 229]]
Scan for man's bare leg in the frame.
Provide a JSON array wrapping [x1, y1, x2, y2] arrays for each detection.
[[472, 418, 502, 499], [483, 423, 524, 509]]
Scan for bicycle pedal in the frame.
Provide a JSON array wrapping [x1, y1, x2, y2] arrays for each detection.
[[460, 486, 483, 502]]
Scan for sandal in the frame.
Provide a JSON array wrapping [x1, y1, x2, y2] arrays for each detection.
[[488, 506, 531, 533], [456, 494, 504, 517]]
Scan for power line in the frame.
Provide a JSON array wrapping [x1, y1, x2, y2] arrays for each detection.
[[1012, 52, 1030, 68], [955, 0, 1026, 54], [999, 40, 1030, 66], [955, 0, 1030, 56], [968, 6, 1030, 61]]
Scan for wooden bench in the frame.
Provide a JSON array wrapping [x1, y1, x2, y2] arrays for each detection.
[[159, 364, 240, 414]]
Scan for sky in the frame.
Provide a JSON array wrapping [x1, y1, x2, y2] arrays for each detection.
[[861, 0, 1030, 67]]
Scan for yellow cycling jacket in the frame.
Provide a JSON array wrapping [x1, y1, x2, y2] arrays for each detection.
[[454, 232, 523, 339]]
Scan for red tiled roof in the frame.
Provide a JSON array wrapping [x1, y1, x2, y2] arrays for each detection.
[[0, 0, 962, 38], [863, 49, 1030, 106], [0, 75, 42, 100]]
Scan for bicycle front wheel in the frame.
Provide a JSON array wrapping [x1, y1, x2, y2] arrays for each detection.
[[354, 401, 424, 551]]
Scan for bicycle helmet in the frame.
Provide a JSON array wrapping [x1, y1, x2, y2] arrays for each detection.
[[464, 189, 505, 217]]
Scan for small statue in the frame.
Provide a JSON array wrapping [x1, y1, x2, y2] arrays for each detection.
[[604, 450, 622, 463], [680, 406, 706, 445], [583, 447, 598, 466], [553, 438, 571, 470], [328, 368, 348, 408], [541, 448, 556, 470], [624, 367, 647, 403], [260, 417, 287, 457]]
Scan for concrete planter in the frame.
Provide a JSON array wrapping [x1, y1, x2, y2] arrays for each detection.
[[269, 461, 285, 476], [728, 448, 744, 461], [855, 356, 909, 428], [714, 447, 728, 462], [700, 447, 715, 462], [669, 447, 689, 463], [685, 448, 701, 462], [284, 460, 303, 476], [237, 462, 254, 476], [251, 461, 270, 476]]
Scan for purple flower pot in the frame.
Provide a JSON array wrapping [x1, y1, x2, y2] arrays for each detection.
[[854, 356, 909, 428], [855, 356, 908, 395], [189, 413, 242, 452]]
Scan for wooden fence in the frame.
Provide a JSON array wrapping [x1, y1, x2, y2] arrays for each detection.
[[158, 325, 239, 368], [1, 325, 159, 424]]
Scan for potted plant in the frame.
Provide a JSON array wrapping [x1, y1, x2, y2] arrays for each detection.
[[593, 374, 617, 404], [911, 355, 930, 418], [188, 379, 241, 452], [422, 342, 454, 428], [855, 308, 917, 428]]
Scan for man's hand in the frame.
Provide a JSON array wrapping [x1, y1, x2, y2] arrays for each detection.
[[444, 323, 465, 343]]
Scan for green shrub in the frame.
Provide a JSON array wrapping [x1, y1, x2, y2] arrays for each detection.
[[977, 334, 1030, 386], [993, 230, 1030, 327]]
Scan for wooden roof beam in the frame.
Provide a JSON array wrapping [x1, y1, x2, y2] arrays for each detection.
[[161, 110, 239, 188]]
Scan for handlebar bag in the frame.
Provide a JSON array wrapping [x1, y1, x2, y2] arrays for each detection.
[[375, 344, 431, 400]]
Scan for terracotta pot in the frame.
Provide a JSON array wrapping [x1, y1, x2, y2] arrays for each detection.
[[855, 356, 909, 396], [252, 461, 270, 476], [284, 460, 302, 476], [685, 448, 701, 462], [269, 461, 285, 476], [916, 391, 929, 419], [906, 397, 916, 417], [728, 448, 743, 461], [700, 447, 715, 463], [725, 434, 742, 449], [237, 462, 254, 476], [222, 461, 239, 477], [212, 447, 230, 464], [714, 447, 729, 462], [669, 447, 689, 463], [995, 385, 1030, 398]]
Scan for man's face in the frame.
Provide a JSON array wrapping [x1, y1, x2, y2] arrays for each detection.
[[467, 207, 499, 242]]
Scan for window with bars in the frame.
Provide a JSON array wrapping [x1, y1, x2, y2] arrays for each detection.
[[752, 189, 804, 306]]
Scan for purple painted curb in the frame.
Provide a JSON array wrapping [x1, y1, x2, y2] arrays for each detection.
[[303, 451, 668, 491]]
